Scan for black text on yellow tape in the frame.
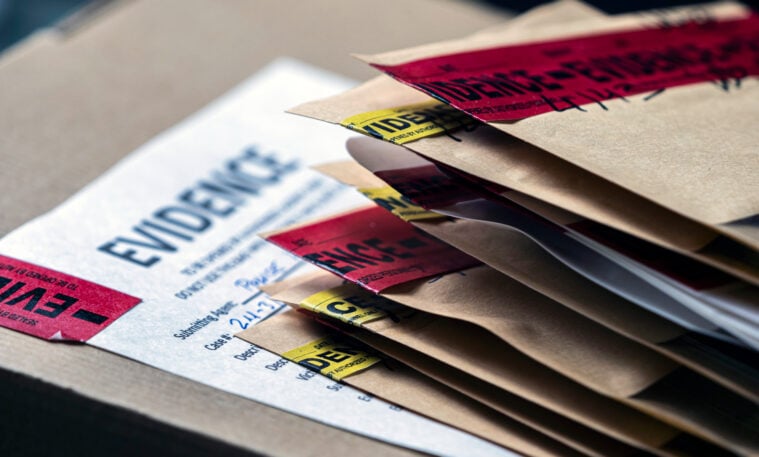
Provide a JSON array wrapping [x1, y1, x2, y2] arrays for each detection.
[[359, 186, 443, 222], [299, 284, 409, 326], [282, 336, 381, 381], [340, 101, 477, 144]]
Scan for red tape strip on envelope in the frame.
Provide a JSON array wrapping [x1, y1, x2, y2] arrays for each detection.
[[266, 206, 480, 292], [0, 255, 141, 341], [373, 15, 759, 121]]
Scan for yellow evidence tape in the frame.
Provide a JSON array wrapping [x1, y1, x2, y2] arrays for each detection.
[[299, 284, 398, 326], [340, 100, 476, 144], [358, 186, 443, 222], [282, 336, 381, 381]]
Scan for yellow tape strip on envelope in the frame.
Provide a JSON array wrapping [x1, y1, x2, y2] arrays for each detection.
[[282, 336, 381, 381], [358, 186, 443, 222], [340, 100, 476, 144], [300, 284, 395, 326]]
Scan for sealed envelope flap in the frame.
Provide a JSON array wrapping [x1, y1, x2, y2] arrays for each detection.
[[357, 3, 759, 245], [287, 0, 599, 125], [265, 272, 683, 452], [238, 310, 585, 457]]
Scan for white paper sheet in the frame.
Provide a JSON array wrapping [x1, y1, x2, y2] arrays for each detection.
[[0, 59, 517, 457]]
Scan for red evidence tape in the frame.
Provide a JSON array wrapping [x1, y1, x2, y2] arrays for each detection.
[[265, 206, 480, 292], [372, 15, 759, 121], [0, 255, 141, 341]]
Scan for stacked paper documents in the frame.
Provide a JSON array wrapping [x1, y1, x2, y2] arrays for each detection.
[[237, 1, 759, 456]]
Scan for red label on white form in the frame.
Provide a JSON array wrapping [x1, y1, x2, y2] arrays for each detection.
[[0, 255, 141, 341]]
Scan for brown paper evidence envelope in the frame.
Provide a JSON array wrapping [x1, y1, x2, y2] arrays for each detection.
[[350, 1, 759, 282], [267, 266, 758, 455], [259, 283, 648, 457], [236, 310, 585, 457], [347, 328, 635, 457], [0, 0, 511, 455], [384, 270, 759, 455], [316, 159, 759, 404], [291, 78, 759, 288], [260, 291, 647, 457], [264, 274, 693, 456], [292, 2, 759, 287]]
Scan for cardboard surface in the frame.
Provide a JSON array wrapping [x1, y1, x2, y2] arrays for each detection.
[[0, 0, 508, 455]]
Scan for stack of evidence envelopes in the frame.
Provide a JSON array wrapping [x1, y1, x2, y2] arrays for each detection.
[[237, 1, 759, 456]]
